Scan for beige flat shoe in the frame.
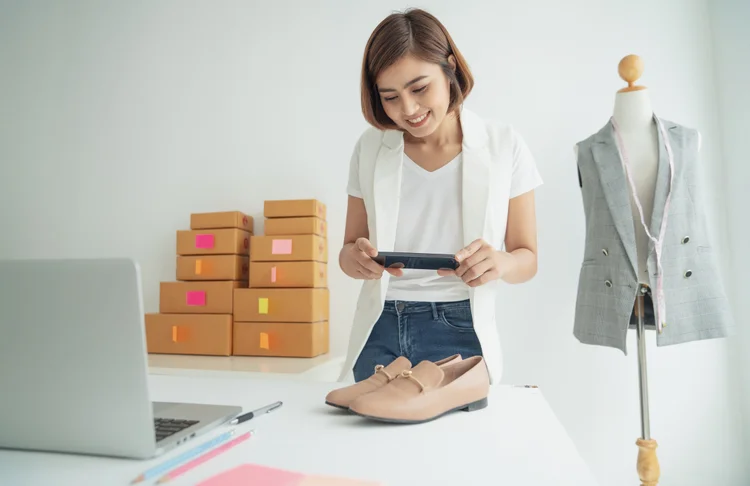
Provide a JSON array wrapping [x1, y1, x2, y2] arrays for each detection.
[[348, 355, 489, 424], [324, 354, 462, 410]]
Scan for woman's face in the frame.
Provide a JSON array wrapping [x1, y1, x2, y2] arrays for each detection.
[[375, 54, 453, 138]]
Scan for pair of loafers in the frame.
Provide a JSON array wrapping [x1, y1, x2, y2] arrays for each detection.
[[325, 354, 490, 424]]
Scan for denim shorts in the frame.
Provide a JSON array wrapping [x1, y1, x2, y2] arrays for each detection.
[[352, 299, 484, 382]]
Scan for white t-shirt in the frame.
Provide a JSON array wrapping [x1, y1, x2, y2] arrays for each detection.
[[347, 131, 542, 303], [386, 153, 468, 302]]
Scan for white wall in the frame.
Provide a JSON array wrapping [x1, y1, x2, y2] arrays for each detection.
[[0, 1, 746, 484], [709, 0, 750, 476]]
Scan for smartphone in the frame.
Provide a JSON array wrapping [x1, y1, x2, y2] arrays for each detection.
[[371, 251, 459, 271]]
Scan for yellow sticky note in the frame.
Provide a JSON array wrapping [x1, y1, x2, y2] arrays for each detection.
[[258, 297, 268, 314], [195, 259, 202, 275], [259, 332, 269, 350]]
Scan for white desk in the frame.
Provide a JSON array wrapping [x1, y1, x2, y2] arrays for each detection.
[[0, 375, 599, 486], [148, 353, 345, 381]]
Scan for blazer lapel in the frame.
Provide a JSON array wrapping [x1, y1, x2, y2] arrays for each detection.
[[591, 122, 638, 275], [647, 118, 678, 252], [459, 107, 491, 247]]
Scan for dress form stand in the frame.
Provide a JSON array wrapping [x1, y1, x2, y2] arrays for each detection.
[[635, 285, 659, 486], [616, 54, 660, 486]]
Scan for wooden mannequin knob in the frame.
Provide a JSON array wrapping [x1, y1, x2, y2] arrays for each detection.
[[618, 54, 647, 92], [636, 438, 660, 486]]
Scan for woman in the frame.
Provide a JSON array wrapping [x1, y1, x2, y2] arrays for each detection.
[[339, 9, 542, 384]]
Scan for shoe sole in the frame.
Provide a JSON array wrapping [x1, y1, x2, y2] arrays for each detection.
[[325, 401, 350, 410], [349, 397, 488, 424]]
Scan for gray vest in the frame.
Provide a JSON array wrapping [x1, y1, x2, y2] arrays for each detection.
[[573, 117, 735, 353]]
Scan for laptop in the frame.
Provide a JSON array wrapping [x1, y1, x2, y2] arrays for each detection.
[[0, 258, 242, 459]]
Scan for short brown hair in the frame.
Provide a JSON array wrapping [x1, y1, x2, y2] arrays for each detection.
[[360, 8, 474, 130]]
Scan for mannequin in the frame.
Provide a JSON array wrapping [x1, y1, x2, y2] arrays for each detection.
[[572, 54, 727, 486], [611, 55, 662, 486], [575, 59, 702, 287]]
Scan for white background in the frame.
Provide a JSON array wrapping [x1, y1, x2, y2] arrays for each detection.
[[0, 0, 747, 484], [710, 0, 750, 471]]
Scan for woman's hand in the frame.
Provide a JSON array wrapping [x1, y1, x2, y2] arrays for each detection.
[[340, 237, 404, 280], [437, 239, 516, 287]]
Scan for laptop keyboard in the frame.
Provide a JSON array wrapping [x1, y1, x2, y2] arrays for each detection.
[[154, 418, 199, 442]]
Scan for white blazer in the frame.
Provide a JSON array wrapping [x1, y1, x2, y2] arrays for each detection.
[[339, 106, 543, 384]]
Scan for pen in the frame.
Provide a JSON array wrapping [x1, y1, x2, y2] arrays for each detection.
[[229, 400, 283, 425]]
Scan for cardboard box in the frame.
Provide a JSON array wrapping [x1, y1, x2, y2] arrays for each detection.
[[250, 234, 327, 262], [249, 261, 327, 288], [176, 255, 249, 281], [177, 228, 250, 256], [264, 199, 326, 219], [159, 281, 244, 314], [144, 313, 232, 356], [190, 211, 253, 232], [233, 321, 329, 358], [264, 216, 326, 237], [234, 288, 329, 322]]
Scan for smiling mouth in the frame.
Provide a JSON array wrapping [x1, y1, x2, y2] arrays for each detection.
[[406, 110, 430, 127]]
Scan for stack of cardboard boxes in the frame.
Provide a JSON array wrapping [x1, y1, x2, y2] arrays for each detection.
[[233, 199, 329, 358], [145, 211, 253, 356]]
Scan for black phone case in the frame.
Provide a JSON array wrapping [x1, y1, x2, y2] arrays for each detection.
[[372, 252, 459, 270]]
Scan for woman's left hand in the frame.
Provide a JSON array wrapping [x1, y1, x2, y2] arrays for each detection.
[[437, 239, 515, 287]]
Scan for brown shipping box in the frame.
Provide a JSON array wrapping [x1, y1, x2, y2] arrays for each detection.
[[264, 199, 326, 220], [177, 228, 250, 256], [190, 211, 254, 232], [145, 313, 232, 356], [249, 261, 327, 288], [160, 281, 244, 314], [234, 288, 329, 322], [264, 217, 327, 237], [176, 255, 249, 281], [250, 235, 327, 262], [233, 321, 329, 358]]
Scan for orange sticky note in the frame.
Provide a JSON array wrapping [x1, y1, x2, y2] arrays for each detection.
[[171, 326, 188, 342], [258, 298, 268, 314], [195, 259, 202, 275], [259, 332, 269, 350]]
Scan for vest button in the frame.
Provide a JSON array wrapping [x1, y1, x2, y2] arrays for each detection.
[[604, 280, 613, 288], [684, 270, 693, 278], [681, 236, 690, 244]]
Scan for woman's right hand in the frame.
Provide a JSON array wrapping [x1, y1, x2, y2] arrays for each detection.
[[340, 237, 403, 279]]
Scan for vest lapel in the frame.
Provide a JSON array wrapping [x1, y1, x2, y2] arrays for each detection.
[[373, 129, 404, 253], [372, 128, 404, 300], [459, 107, 491, 246], [647, 118, 678, 254], [591, 123, 638, 275]]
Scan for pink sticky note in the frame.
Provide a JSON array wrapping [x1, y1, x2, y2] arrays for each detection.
[[195, 234, 215, 249], [271, 266, 277, 283], [186, 291, 206, 306], [197, 464, 304, 486], [271, 239, 293, 255]]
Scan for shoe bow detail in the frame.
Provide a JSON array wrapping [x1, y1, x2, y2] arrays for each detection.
[[399, 369, 427, 392], [374, 364, 395, 381]]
